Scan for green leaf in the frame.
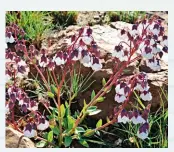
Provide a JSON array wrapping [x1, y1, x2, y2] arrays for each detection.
[[83, 129, 95, 137], [96, 119, 102, 128], [60, 104, 65, 118], [106, 116, 110, 123], [91, 90, 95, 100], [64, 136, 72, 147], [102, 78, 106, 86], [83, 99, 87, 108], [51, 85, 58, 94], [86, 139, 106, 145], [67, 115, 75, 130], [36, 140, 47, 148], [47, 131, 53, 142], [87, 106, 97, 113], [96, 97, 105, 102], [75, 127, 85, 134], [52, 127, 60, 135], [79, 139, 89, 148], [47, 91, 54, 98], [88, 109, 102, 116]]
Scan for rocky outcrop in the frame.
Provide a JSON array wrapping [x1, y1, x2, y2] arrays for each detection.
[[6, 127, 35, 148]]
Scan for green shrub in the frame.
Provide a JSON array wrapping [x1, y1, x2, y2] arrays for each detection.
[[6, 11, 53, 48], [107, 11, 146, 23], [49, 11, 78, 29]]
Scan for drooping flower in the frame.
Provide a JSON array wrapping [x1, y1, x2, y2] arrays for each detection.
[[27, 100, 38, 111], [6, 32, 15, 43], [53, 51, 67, 66], [39, 54, 49, 68], [112, 44, 129, 62], [91, 56, 102, 71], [131, 110, 144, 125], [70, 49, 81, 61], [23, 123, 37, 138], [137, 122, 149, 140], [117, 109, 129, 124], [80, 50, 91, 67], [115, 82, 130, 103], [140, 90, 152, 101], [47, 59, 55, 71], [37, 116, 49, 131], [146, 57, 161, 71]]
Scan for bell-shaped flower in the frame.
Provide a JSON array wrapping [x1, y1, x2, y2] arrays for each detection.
[[23, 123, 37, 138], [137, 123, 149, 140], [6, 32, 15, 43], [70, 49, 81, 61], [146, 57, 161, 71], [117, 109, 129, 124], [39, 54, 49, 67], [91, 56, 102, 71], [80, 50, 91, 67], [37, 116, 49, 131], [140, 90, 152, 101]]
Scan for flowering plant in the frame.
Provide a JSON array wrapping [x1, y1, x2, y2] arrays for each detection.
[[5, 16, 168, 147]]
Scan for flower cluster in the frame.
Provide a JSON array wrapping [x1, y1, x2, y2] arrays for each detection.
[[114, 81, 130, 103], [6, 85, 50, 138], [6, 50, 29, 81], [5, 23, 25, 48], [36, 27, 102, 71], [117, 108, 150, 140], [23, 115, 49, 138], [114, 72, 152, 103], [134, 72, 152, 101], [112, 18, 168, 71]]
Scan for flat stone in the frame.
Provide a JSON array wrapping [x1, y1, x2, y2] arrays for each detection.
[[6, 127, 35, 148]]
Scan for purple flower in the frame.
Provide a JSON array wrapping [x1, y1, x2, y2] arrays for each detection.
[[6, 32, 15, 43], [117, 109, 129, 124], [80, 50, 91, 67], [137, 122, 149, 140], [37, 116, 49, 131], [140, 90, 152, 101], [53, 51, 67, 66], [115, 82, 130, 103], [146, 57, 161, 71], [91, 56, 102, 71], [39, 54, 49, 67], [23, 123, 37, 138], [112, 44, 129, 62], [70, 49, 81, 61]]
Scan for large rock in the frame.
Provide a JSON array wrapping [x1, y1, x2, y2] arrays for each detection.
[[6, 127, 35, 148]]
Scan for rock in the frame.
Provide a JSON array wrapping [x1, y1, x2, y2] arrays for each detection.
[[110, 21, 132, 31], [6, 127, 35, 148], [94, 15, 100, 20]]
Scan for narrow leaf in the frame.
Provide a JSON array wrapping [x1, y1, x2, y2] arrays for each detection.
[[96, 119, 102, 128], [47, 91, 54, 98], [79, 139, 89, 148], [88, 109, 102, 116], [47, 131, 53, 142], [87, 106, 97, 113], [60, 104, 65, 118], [91, 90, 95, 100], [96, 97, 105, 102], [83, 129, 95, 137], [102, 78, 106, 86]]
